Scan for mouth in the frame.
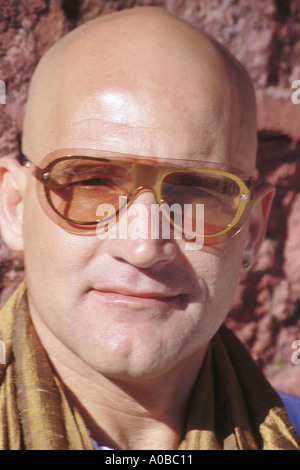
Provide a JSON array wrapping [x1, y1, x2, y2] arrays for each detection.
[[88, 288, 187, 310]]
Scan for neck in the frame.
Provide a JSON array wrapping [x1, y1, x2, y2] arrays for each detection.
[[50, 349, 205, 450]]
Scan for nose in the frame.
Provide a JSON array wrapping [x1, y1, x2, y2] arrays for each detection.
[[103, 189, 178, 269]]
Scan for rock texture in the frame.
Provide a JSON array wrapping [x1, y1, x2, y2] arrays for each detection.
[[0, 0, 300, 394]]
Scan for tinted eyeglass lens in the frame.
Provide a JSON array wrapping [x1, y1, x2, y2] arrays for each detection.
[[161, 172, 241, 235], [48, 159, 131, 223]]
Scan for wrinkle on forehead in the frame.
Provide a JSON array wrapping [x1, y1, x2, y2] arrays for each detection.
[[22, 7, 257, 173]]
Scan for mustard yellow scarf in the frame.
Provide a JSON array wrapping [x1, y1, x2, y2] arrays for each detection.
[[0, 281, 299, 450]]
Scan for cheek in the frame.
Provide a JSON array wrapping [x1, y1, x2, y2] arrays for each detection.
[[23, 189, 63, 271], [22, 192, 101, 350], [22, 187, 88, 299], [184, 233, 246, 316]]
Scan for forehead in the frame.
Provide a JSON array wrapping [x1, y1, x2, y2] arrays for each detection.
[[22, 10, 257, 174]]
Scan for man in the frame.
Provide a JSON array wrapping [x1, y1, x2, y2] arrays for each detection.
[[0, 6, 299, 450]]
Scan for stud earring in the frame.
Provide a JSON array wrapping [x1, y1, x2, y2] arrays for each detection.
[[243, 260, 252, 271]]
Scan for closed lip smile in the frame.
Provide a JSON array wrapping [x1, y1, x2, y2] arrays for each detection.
[[88, 287, 187, 308]]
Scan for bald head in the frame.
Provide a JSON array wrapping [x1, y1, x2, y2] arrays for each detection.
[[22, 7, 257, 173]]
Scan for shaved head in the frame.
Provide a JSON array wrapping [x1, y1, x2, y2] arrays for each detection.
[[22, 6, 256, 173]]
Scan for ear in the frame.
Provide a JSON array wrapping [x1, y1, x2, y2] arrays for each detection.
[[241, 182, 275, 270], [0, 157, 27, 252]]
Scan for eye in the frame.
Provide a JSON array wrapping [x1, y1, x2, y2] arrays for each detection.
[[79, 178, 103, 185], [74, 177, 116, 188], [49, 161, 131, 192], [162, 175, 221, 203]]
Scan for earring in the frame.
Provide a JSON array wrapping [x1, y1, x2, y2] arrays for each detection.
[[243, 260, 252, 271]]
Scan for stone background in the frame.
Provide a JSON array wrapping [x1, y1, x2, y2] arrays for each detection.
[[0, 0, 300, 394]]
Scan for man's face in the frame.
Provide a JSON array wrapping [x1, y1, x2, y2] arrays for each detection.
[[21, 15, 256, 382]]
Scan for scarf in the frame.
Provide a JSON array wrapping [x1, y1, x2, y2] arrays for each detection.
[[0, 281, 299, 450]]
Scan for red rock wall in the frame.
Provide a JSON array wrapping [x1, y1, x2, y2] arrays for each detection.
[[0, 0, 300, 393]]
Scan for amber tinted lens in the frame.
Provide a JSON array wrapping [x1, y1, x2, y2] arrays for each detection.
[[161, 172, 241, 236], [47, 159, 131, 224]]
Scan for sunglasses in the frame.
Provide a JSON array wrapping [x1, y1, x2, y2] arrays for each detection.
[[24, 148, 252, 245]]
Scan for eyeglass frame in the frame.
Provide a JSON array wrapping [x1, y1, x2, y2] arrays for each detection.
[[24, 148, 253, 243]]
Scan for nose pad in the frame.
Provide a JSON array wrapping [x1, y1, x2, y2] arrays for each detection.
[[115, 186, 161, 234], [130, 162, 163, 204], [129, 185, 161, 205]]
